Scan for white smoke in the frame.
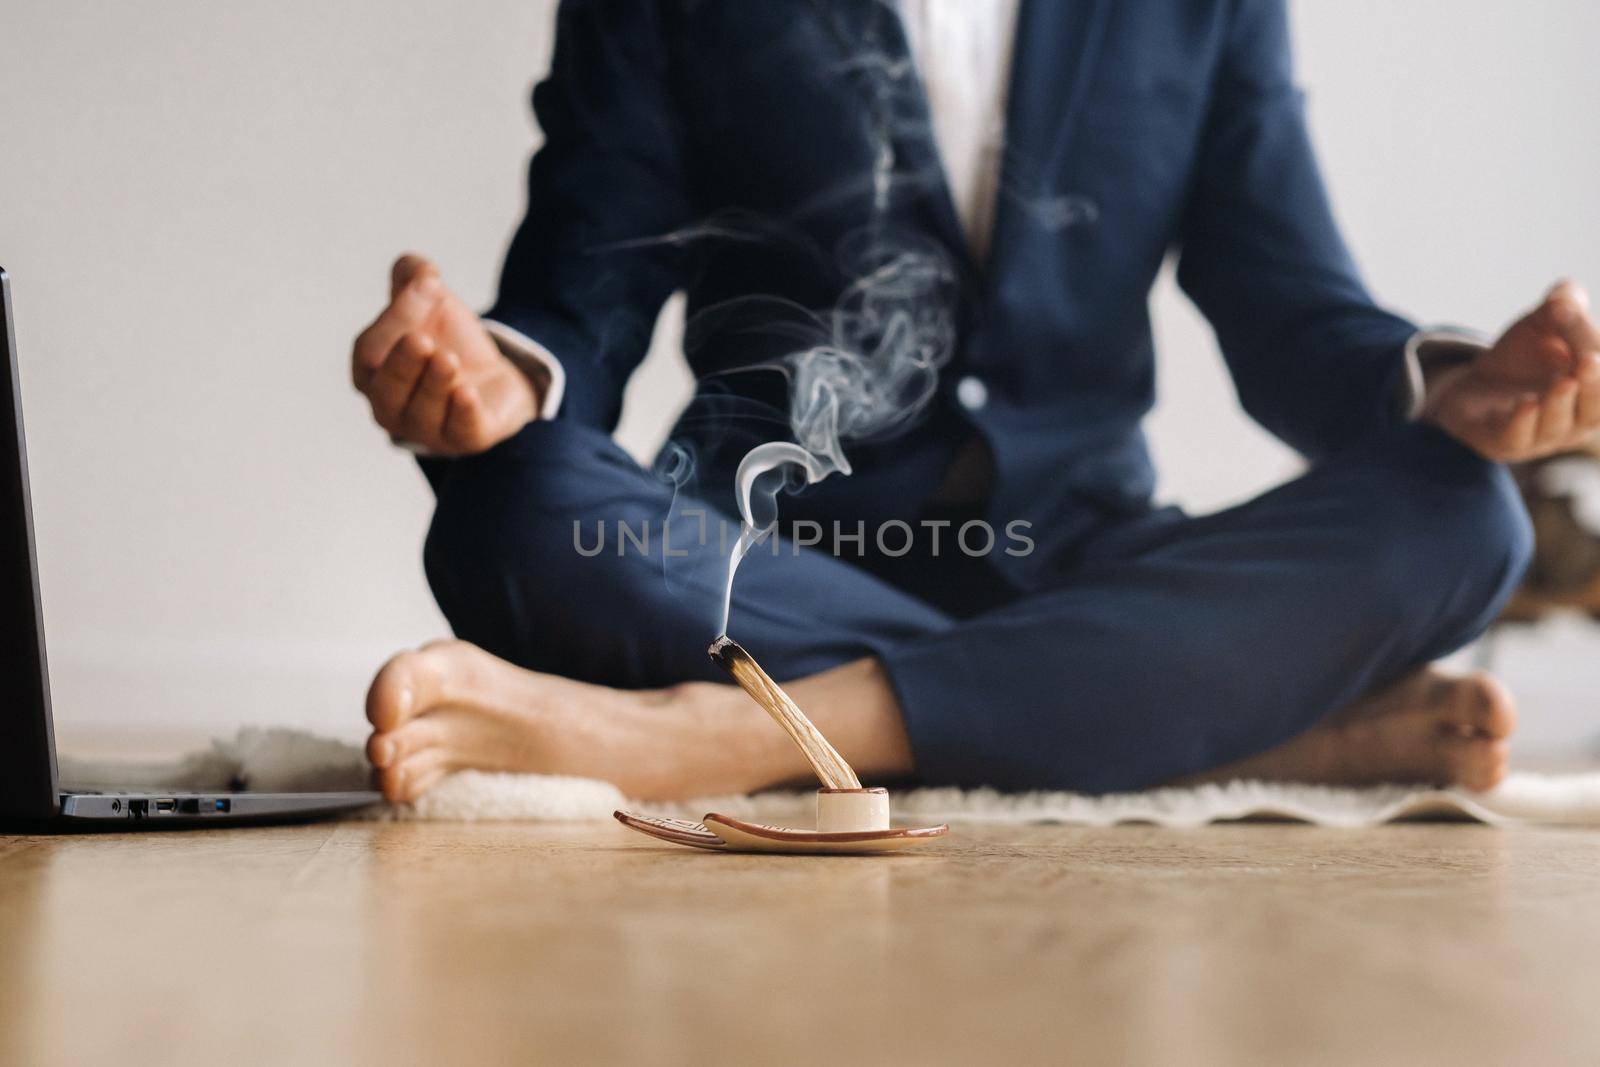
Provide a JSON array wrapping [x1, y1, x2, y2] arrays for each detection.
[[719, 231, 956, 634], [585, 24, 962, 635]]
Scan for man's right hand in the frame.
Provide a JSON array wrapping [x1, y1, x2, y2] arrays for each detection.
[[351, 254, 540, 456]]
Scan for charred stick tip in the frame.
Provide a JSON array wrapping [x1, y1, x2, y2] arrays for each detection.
[[708, 634, 742, 671]]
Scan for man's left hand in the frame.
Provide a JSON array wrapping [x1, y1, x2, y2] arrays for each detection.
[[1423, 281, 1600, 462]]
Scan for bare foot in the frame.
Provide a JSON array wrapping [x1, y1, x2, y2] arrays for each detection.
[[365, 640, 791, 802], [1181, 668, 1516, 792], [365, 639, 919, 803]]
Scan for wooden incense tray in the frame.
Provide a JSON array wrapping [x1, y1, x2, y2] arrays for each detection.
[[614, 810, 949, 855]]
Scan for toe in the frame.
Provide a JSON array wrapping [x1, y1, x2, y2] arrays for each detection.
[[402, 764, 454, 801], [365, 645, 457, 731], [367, 715, 452, 771], [380, 747, 456, 803], [366, 653, 419, 732], [377, 764, 404, 802], [366, 730, 396, 769], [1442, 736, 1510, 793], [1454, 673, 1518, 740]]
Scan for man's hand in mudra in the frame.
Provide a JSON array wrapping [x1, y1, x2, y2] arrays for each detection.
[[351, 254, 541, 456], [1425, 280, 1600, 462]]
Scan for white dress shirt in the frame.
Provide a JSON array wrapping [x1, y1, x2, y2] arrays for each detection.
[[487, 0, 1474, 426], [895, 0, 1020, 260]]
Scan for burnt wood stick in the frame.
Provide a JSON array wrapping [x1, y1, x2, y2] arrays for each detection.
[[708, 635, 862, 790]]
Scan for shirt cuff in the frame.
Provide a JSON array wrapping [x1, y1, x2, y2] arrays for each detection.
[[483, 318, 566, 420], [1401, 327, 1489, 420]]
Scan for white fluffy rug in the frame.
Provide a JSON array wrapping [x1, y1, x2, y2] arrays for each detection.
[[58, 728, 1600, 828]]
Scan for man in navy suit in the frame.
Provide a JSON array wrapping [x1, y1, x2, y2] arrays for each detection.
[[351, 1, 1600, 803]]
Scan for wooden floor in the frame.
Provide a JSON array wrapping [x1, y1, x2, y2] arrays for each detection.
[[2, 820, 1598, 1066]]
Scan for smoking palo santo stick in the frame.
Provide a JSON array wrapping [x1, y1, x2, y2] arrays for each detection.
[[708, 635, 862, 790]]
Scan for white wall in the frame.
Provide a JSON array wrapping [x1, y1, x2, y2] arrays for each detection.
[[2, 1, 1596, 756]]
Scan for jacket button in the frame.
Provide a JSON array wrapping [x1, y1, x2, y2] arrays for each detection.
[[956, 375, 989, 412]]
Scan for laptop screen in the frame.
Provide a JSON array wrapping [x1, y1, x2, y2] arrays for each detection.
[[0, 269, 62, 820]]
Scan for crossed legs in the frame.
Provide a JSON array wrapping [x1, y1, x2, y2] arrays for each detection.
[[367, 420, 1531, 801]]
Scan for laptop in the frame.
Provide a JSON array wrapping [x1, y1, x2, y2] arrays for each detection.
[[1, 266, 381, 826]]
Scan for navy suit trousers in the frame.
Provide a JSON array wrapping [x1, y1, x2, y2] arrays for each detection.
[[419, 421, 1531, 793]]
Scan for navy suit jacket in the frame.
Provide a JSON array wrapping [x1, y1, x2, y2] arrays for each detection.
[[487, 0, 1418, 585]]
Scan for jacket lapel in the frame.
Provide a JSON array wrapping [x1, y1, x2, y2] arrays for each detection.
[[983, 0, 1111, 275], [806, 0, 1111, 279], [1005, 0, 1111, 180], [808, 0, 972, 272]]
